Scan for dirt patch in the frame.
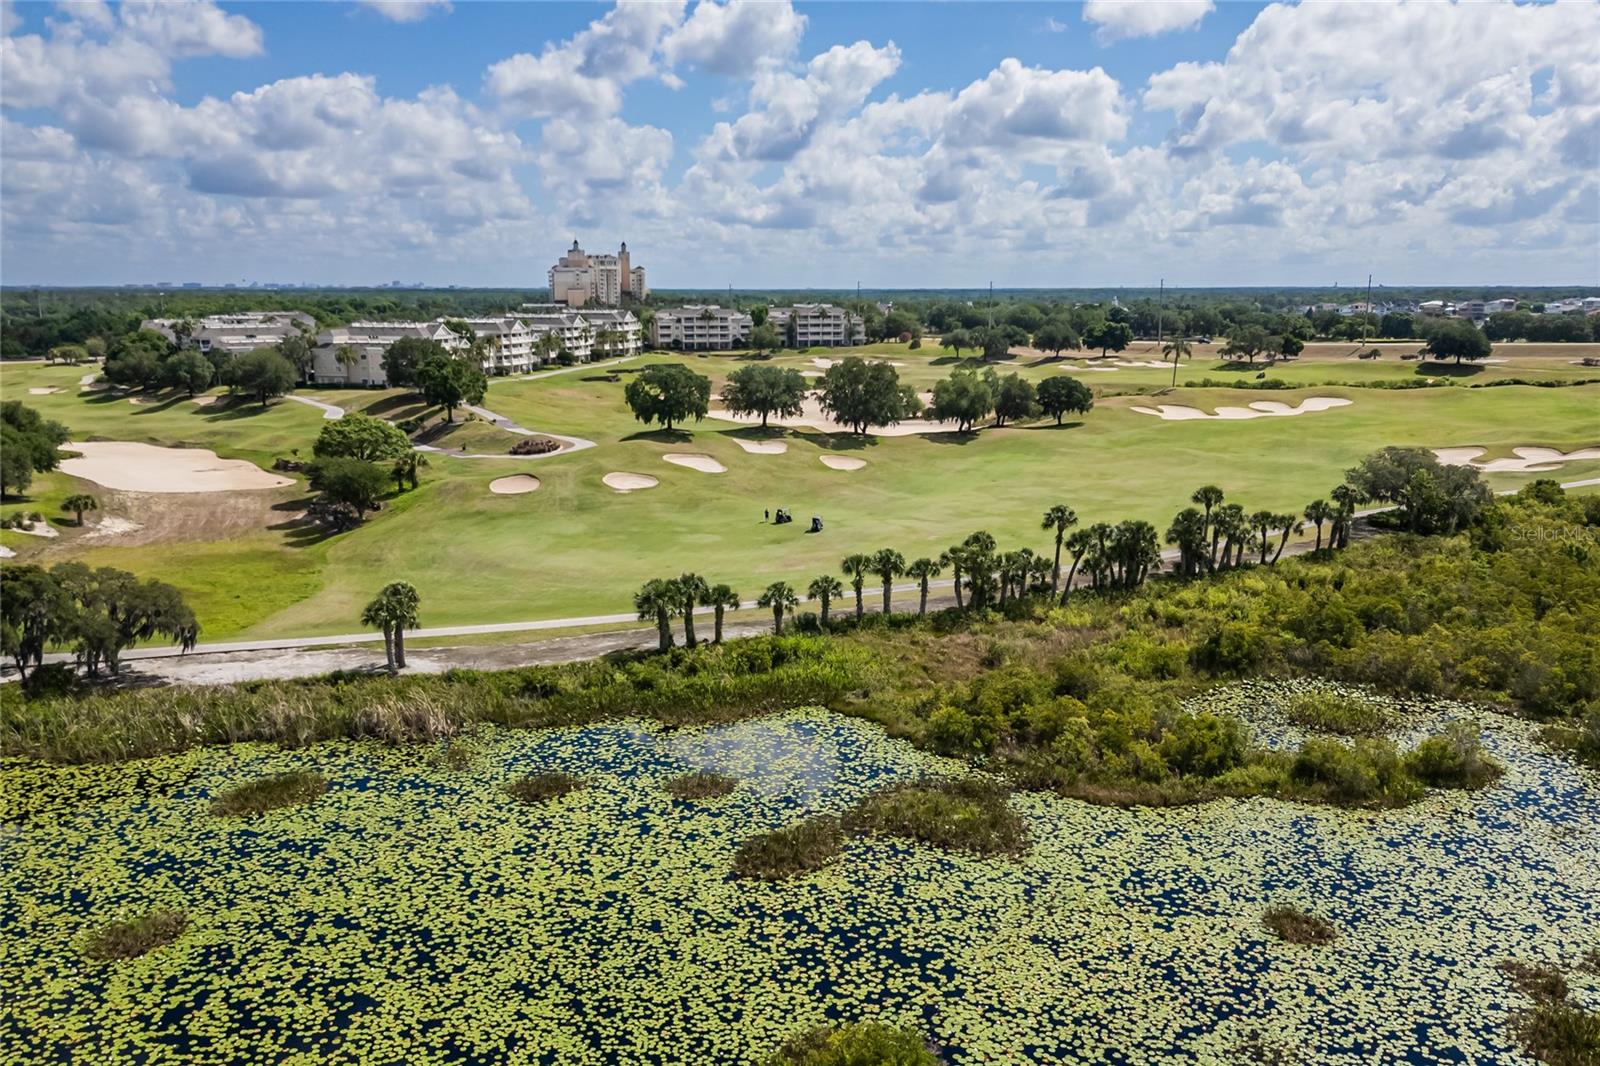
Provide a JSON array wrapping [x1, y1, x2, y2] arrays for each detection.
[[733, 439, 788, 454], [60, 441, 293, 493], [603, 472, 659, 492], [819, 455, 866, 471], [489, 474, 541, 495], [83, 516, 144, 539], [663, 453, 727, 473]]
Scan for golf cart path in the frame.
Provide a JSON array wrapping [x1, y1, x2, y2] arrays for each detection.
[[286, 389, 597, 458]]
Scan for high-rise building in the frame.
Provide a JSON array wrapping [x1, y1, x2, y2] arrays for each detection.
[[547, 240, 648, 307]]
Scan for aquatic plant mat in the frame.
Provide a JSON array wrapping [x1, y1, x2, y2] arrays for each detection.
[[3, 700, 1597, 1064]]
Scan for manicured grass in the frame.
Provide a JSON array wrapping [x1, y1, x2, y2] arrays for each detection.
[[5, 352, 1598, 640], [210, 771, 327, 817]]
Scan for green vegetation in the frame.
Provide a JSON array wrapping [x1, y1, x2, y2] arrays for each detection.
[[1, 562, 197, 679], [664, 771, 737, 800], [361, 580, 421, 673], [82, 908, 188, 961], [209, 770, 327, 818], [721, 363, 807, 428], [768, 1022, 941, 1065], [1283, 690, 1392, 735], [1, 400, 69, 497], [733, 815, 843, 880], [1262, 905, 1337, 946], [842, 778, 1027, 856], [625, 363, 711, 430], [1499, 958, 1600, 1066], [505, 772, 585, 804]]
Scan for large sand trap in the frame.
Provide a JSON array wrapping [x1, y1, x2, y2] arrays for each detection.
[[192, 395, 219, 406], [58, 441, 294, 493], [663, 453, 727, 473], [1114, 360, 1176, 369], [711, 396, 951, 436], [1434, 445, 1600, 473], [733, 438, 789, 454], [603, 471, 659, 492], [809, 356, 904, 369], [819, 455, 866, 471], [1130, 397, 1353, 421], [28, 386, 62, 395], [489, 474, 541, 494]]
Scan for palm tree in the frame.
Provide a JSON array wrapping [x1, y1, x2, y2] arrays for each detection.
[[960, 530, 997, 608], [807, 574, 843, 627], [1330, 483, 1363, 549], [635, 578, 677, 652], [1212, 503, 1246, 570], [361, 580, 420, 673], [905, 557, 943, 615], [1191, 485, 1225, 570], [335, 343, 359, 384], [707, 583, 740, 643], [675, 572, 710, 647], [61, 493, 98, 527], [871, 548, 905, 615], [1041, 504, 1078, 597], [1061, 528, 1094, 602], [840, 553, 872, 620], [1165, 507, 1207, 577], [1303, 499, 1332, 552], [389, 452, 428, 492], [1271, 513, 1304, 563], [757, 581, 798, 634], [1162, 336, 1193, 387], [1250, 509, 1278, 565], [945, 544, 967, 610]]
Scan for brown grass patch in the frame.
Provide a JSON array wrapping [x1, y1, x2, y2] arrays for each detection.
[[1263, 904, 1337, 945]]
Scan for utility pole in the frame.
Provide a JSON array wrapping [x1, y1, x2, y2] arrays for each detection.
[[1361, 273, 1373, 348]]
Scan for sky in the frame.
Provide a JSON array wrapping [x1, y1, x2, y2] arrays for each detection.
[[2, 0, 1598, 289]]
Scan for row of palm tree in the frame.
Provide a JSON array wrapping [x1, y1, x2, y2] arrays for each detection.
[[634, 574, 742, 652], [1166, 484, 1360, 577]]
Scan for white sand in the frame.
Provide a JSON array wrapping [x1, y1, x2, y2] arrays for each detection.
[[1068, 363, 1122, 373], [733, 439, 788, 454], [489, 474, 541, 495], [28, 386, 62, 395], [1130, 397, 1353, 421], [819, 455, 866, 471], [1434, 445, 1600, 473], [58, 441, 294, 493], [0, 545, 13, 558], [79, 372, 98, 385], [83, 516, 143, 539], [809, 356, 904, 368], [801, 371, 824, 379], [11, 522, 58, 538], [663, 453, 727, 474], [1113, 360, 1176, 369], [710, 396, 951, 437], [603, 471, 659, 492], [192, 395, 219, 406], [128, 397, 150, 406]]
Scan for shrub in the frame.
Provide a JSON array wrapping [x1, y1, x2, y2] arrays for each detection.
[[210, 771, 327, 818], [1262, 904, 1337, 945], [84, 909, 188, 961], [1404, 722, 1504, 789], [1283, 690, 1391, 736], [665, 771, 737, 800], [1511, 1002, 1600, 1066], [1159, 712, 1248, 777], [767, 1021, 941, 1065], [1499, 960, 1570, 1003], [1288, 737, 1420, 807], [21, 662, 76, 700], [505, 772, 584, 804], [732, 816, 843, 880], [843, 778, 1028, 856], [1192, 621, 1273, 675]]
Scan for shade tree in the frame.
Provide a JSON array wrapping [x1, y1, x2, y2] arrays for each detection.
[[1036, 376, 1094, 425], [720, 364, 807, 429], [625, 363, 712, 431]]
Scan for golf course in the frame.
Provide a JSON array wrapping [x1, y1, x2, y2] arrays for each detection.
[[3, 339, 1598, 640]]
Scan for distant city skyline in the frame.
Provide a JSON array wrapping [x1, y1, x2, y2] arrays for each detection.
[[3, 1, 1597, 288]]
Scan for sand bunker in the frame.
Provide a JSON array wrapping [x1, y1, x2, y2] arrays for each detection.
[[809, 356, 904, 369], [0, 545, 13, 558], [58, 441, 293, 493], [1130, 397, 1353, 421], [663, 453, 727, 473], [192, 395, 219, 407], [801, 371, 824, 379], [28, 386, 62, 395], [819, 455, 866, 471], [711, 396, 950, 437], [733, 438, 789, 454], [1434, 445, 1600, 473], [489, 474, 541, 495], [1069, 363, 1121, 373], [603, 472, 659, 493], [10, 522, 58, 538], [1114, 360, 1176, 369], [127, 397, 151, 406]]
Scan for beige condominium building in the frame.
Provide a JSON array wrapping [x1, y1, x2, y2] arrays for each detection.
[[140, 311, 318, 355], [578, 308, 644, 357], [650, 305, 755, 350], [309, 320, 466, 387], [548, 240, 648, 308], [770, 303, 866, 348]]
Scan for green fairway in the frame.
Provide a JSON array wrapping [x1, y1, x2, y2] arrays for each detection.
[[3, 346, 1598, 640]]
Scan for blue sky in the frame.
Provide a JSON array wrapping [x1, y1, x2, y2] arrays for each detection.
[[2, 1, 1597, 288]]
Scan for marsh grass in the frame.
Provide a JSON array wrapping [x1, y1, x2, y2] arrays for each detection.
[[767, 1021, 942, 1065], [843, 778, 1028, 856], [664, 771, 738, 800], [210, 771, 326, 818], [1511, 1002, 1600, 1066], [1283, 691, 1392, 736], [1499, 960, 1570, 1003], [1263, 904, 1337, 946], [504, 772, 584, 804], [428, 739, 484, 771], [84, 909, 187, 961], [733, 816, 843, 880]]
